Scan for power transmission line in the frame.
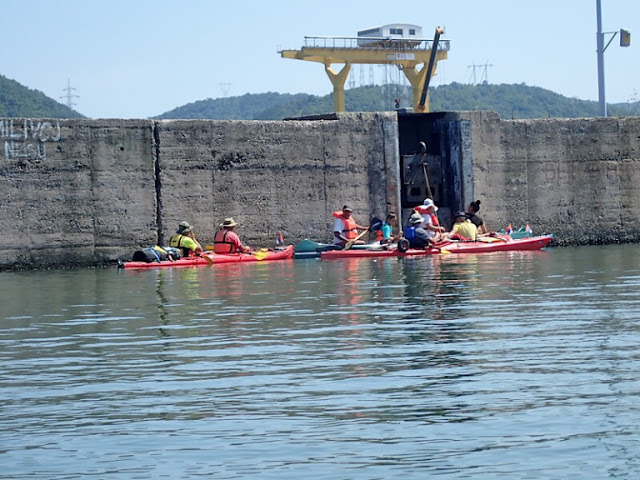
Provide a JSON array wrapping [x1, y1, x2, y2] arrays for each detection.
[[60, 78, 79, 109], [219, 82, 231, 98], [467, 61, 493, 84]]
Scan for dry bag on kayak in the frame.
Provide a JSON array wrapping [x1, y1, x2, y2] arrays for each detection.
[[132, 246, 180, 262]]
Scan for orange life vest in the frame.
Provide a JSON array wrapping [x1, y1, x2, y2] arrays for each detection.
[[332, 210, 358, 240], [213, 229, 237, 254], [413, 206, 440, 226]]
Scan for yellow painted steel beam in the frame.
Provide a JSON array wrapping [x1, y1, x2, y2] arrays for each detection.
[[281, 48, 448, 112], [324, 63, 351, 112]]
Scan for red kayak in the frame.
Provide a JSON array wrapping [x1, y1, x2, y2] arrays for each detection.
[[320, 235, 553, 259], [119, 245, 294, 268]]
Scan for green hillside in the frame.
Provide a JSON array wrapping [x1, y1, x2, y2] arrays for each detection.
[[0, 74, 85, 118], [2, 72, 637, 121], [155, 82, 636, 121], [431, 82, 600, 118]]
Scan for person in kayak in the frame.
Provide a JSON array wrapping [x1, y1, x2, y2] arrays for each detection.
[[332, 205, 368, 246], [403, 213, 431, 249], [445, 211, 478, 241], [169, 221, 203, 257], [414, 198, 445, 242], [378, 212, 400, 245], [214, 217, 251, 254], [466, 199, 488, 234]]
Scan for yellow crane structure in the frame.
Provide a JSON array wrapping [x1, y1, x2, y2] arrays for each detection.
[[280, 27, 448, 113]]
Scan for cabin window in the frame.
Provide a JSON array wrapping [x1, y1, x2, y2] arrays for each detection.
[[409, 29, 416, 35], [390, 28, 404, 35]]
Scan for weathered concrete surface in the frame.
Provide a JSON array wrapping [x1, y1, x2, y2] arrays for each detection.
[[156, 113, 399, 247], [0, 119, 157, 269], [3, 111, 640, 270], [442, 112, 640, 245], [0, 114, 400, 269]]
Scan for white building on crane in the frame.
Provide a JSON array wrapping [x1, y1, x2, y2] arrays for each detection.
[[357, 24, 423, 48]]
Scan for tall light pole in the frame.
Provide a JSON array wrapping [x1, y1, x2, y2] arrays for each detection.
[[596, 0, 631, 117], [596, 0, 606, 116]]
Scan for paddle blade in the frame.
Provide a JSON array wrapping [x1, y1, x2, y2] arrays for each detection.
[[344, 240, 355, 250], [202, 253, 215, 265], [253, 249, 269, 261], [439, 249, 451, 255]]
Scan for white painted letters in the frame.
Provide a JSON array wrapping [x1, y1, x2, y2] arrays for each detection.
[[0, 119, 61, 160]]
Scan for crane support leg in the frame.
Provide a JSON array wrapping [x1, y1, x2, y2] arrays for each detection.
[[324, 62, 352, 112], [404, 65, 431, 112]]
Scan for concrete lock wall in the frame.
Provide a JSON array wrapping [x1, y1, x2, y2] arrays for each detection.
[[0, 113, 400, 269], [154, 113, 400, 249], [0, 119, 158, 269], [441, 112, 640, 245], [2, 111, 640, 270]]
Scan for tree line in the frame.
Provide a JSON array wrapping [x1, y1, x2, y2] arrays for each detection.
[[2, 73, 638, 120], [154, 82, 639, 120]]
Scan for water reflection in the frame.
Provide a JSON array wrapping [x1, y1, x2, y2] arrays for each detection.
[[2, 246, 640, 479]]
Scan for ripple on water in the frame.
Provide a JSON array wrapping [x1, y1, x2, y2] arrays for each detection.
[[2, 246, 640, 478]]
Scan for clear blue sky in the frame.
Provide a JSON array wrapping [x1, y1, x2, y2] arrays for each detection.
[[3, 0, 637, 119]]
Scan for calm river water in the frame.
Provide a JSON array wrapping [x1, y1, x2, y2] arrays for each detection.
[[2, 244, 640, 479]]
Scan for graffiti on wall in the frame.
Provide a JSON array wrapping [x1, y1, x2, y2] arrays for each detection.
[[1, 119, 61, 160]]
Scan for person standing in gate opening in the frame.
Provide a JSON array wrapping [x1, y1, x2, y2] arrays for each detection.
[[466, 199, 488, 234], [332, 205, 368, 247], [403, 213, 431, 249], [214, 217, 251, 254], [445, 211, 478, 241], [378, 213, 400, 245], [169, 221, 203, 257], [414, 198, 445, 243]]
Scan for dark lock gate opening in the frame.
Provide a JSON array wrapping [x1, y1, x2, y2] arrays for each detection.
[[397, 111, 468, 230]]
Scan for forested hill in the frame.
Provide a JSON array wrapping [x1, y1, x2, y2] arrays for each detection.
[[0, 75, 85, 119], [155, 82, 638, 121], [431, 82, 601, 119], [2, 73, 638, 120]]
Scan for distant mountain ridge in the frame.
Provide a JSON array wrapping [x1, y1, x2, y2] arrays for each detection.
[[0, 74, 85, 119], [2, 73, 638, 120], [155, 82, 639, 120]]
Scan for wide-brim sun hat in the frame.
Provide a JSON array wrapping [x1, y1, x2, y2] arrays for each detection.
[[220, 217, 238, 228], [423, 198, 438, 211], [409, 213, 424, 225], [177, 221, 193, 233]]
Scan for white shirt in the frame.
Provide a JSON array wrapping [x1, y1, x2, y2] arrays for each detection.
[[420, 214, 437, 239], [333, 217, 347, 244]]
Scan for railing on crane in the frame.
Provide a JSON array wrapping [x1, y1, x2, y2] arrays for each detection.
[[299, 36, 450, 52]]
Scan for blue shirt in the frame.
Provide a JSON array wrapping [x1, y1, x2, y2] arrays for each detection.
[[381, 223, 393, 239]]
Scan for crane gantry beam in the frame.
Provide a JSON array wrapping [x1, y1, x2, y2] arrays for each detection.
[[280, 31, 449, 113]]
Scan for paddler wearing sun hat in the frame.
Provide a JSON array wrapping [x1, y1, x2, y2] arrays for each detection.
[[169, 221, 203, 257], [414, 198, 445, 242], [213, 217, 251, 254]]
